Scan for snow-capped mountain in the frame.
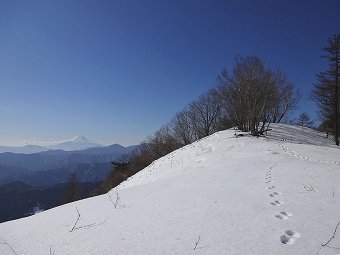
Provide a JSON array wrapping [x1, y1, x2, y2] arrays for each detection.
[[0, 124, 339, 254], [48, 136, 103, 151]]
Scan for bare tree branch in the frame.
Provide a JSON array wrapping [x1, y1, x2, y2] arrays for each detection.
[[0, 237, 18, 255], [322, 220, 340, 247], [109, 190, 120, 209], [193, 235, 201, 250], [69, 206, 81, 232]]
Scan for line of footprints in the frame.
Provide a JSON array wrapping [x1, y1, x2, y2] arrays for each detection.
[[266, 163, 301, 245]]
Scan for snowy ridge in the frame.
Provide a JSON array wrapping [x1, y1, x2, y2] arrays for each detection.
[[0, 124, 339, 255]]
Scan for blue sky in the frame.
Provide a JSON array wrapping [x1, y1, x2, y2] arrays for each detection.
[[0, 0, 339, 146]]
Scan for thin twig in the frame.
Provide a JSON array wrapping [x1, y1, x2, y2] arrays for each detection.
[[193, 235, 200, 250], [73, 221, 106, 231], [69, 206, 81, 232], [322, 220, 340, 247], [108, 191, 120, 209], [0, 237, 18, 255]]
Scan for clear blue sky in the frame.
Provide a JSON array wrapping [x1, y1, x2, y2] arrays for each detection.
[[0, 0, 339, 146]]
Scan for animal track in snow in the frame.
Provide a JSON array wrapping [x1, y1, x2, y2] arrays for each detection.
[[269, 192, 280, 197], [276, 214, 288, 220], [268, 163, 278, 170], [280, 230, 300, 245], [265, 180, 272, 183], [281, 211, 293, 217], [267, 186, 276, 190], [270, 200, 284, 206], [275, 211, 293, 220], [279, 144, 340, 165], [285, 230, 300, 238]]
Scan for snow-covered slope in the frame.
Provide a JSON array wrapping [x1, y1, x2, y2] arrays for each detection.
[[0, 125, 339, 255]]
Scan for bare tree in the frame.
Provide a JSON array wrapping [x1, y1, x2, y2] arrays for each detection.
[[218, 56, 280, 135], [148, 124, 180, 158], [271, 74, 300, 123], [188, 89, 222, 139], [312, 34, 340, 145], [296, 112, 314, 127], [171, 109, 194, 145]]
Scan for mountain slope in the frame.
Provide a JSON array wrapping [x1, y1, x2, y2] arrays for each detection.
[[0, 125, 339, 255]]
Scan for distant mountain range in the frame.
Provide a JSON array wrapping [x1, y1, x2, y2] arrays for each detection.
[[0, 143, 138, 186], [0, 141, 139, 223], [0, 136, 105, 153]]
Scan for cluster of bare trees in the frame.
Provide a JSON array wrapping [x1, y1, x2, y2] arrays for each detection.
[[218, 56, 300, 135], [130, 87, 226, 169], [132, 57, 299, 167], [296, 113, 314, 128], [171, 89, 224, 144], [142, 57, 296, 157], [312, 34, 340, 145], [98, 55, 300, 192]]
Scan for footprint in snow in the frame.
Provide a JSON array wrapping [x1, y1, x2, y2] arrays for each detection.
[[269, 192, 280, 197], [280, 230, 300, 245], [275, 211, 293, 220], [271, 200, 284, 206], [268, 186, 276, 190], [265, 180, 272, 183]]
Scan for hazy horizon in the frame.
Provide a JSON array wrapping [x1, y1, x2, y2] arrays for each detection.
[[0, 135, 132, 147]]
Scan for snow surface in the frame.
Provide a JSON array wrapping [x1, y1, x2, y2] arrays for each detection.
[[0, 124, 340, 254]]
